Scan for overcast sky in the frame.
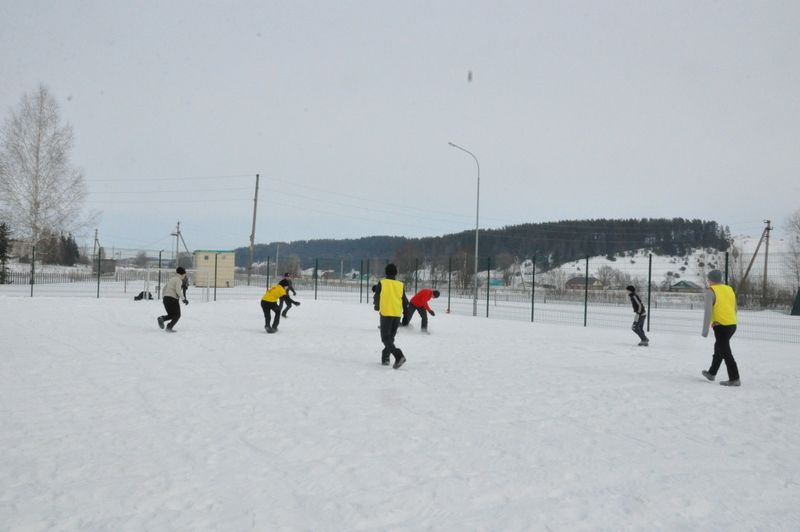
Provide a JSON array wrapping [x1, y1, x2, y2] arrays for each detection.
[[1, 0, 798, 253]]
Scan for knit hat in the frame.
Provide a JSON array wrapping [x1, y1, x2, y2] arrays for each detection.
[[176, 267, 186, 275], [625, 285, 635, 292], [278, 279, 289, 287], [385, 263, 398, 277], [433, 290, 440, 298], [707, 270, 723, 283]]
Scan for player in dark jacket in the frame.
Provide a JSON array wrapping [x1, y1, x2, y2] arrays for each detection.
[[626, 285, 649, 346], [279, 272, 300, 317], [373, 263, 409, 368]]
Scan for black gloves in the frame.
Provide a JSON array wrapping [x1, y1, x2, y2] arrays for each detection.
[[429, 310, 435, 316], [182, 299, 189, 305]]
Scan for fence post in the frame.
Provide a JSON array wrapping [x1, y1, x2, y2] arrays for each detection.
[[214, 253, 218, 302], [96, 249, 101, 299], [486, 256, 491, 318], [531, 256, 536, 323], [647, 253, 652, 332], [365, 260, 370, 304], [447, 256, 452, 313], [30, 245, 35, 297], [157, 251, 163, 300], [359, 259, 363, 304], [583, 256, 589, 327], [266, 256, 271, 287], [724, 251, 729, 285], [314, 258, 318, 300]]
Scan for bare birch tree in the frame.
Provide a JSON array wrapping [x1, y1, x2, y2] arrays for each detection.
[[0, 84, 89, 244], [785, 209, 800, 288]]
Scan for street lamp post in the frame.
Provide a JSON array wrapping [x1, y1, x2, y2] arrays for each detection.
[[448, 141, 480, 317]]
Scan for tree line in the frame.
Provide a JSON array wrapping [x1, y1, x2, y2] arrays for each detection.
[[235, 218, 731, 271]]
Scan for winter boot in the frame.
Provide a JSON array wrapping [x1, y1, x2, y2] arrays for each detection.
[[637, 340, 648, 346], [720, 379, 741, 387], [157, 317, 165, 329], [393, 351, 406, 370], [701, 370, 715, 381]]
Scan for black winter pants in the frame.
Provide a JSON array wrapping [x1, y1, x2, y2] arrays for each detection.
[[709, 324, 739, 380], [402, 305, 429, 329], [632, 314, 648, 342], [261, 300, 282, 330], [379, 315, 403, 363], [161, 297, 181, 329]]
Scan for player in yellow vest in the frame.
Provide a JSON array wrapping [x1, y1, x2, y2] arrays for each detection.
[[701, 270, 740, 386], [373, 263, 409, 368], [261, 279, 289, 333]]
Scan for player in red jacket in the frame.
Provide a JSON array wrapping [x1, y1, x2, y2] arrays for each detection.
[[401, 289, 440, 333]]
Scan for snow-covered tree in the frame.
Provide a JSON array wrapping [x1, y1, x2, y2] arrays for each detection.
[[0, 84, 90, 244], [0, 222, 10, 283], [785, 209, 800, 288]]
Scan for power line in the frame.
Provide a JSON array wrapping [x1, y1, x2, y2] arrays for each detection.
[[84, 173, 254, 182], [84, 197, 252, 204], [88, 186, 253, 195]]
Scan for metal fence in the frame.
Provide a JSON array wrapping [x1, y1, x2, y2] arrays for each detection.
[[3, 249, 799, 344]]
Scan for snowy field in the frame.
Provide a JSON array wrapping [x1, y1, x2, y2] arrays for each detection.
[[1, 296, 799, 531]]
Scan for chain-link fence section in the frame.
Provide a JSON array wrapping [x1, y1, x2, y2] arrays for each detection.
[[3, 247, 799, 343]]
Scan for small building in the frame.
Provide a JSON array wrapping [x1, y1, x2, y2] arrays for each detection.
[[193, 250, 235, 288], [301, 267, 335, 280], [565, 276, 604, 290], [92, 258, 117, 275], [669, 280, 703, 293]]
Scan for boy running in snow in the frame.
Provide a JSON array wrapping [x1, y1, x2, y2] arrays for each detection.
[[373, 263, 409, 369], [261, 279, 290, 333], [701, 270, 741, 386], [402, 289, 440, 333], [157, 267, 188, 332], [625, 285, 649, 346], [280, 272, 300, 318]]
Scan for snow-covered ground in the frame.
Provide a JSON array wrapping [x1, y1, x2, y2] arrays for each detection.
[[1, 296, 799, 530]]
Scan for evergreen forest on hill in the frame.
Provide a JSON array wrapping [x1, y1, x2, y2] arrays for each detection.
[[234, 218, 731, 271]]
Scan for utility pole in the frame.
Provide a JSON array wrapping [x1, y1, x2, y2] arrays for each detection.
[[247, 174, 260, 286], [175, 221, 181, 267], [92, 229, 99, 261], [741, 220, 772, 288], [170, 221, 191, 269], [763, 219, 773, 297]]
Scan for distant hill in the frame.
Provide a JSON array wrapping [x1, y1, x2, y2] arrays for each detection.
[[234, 218, 730, 271]]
